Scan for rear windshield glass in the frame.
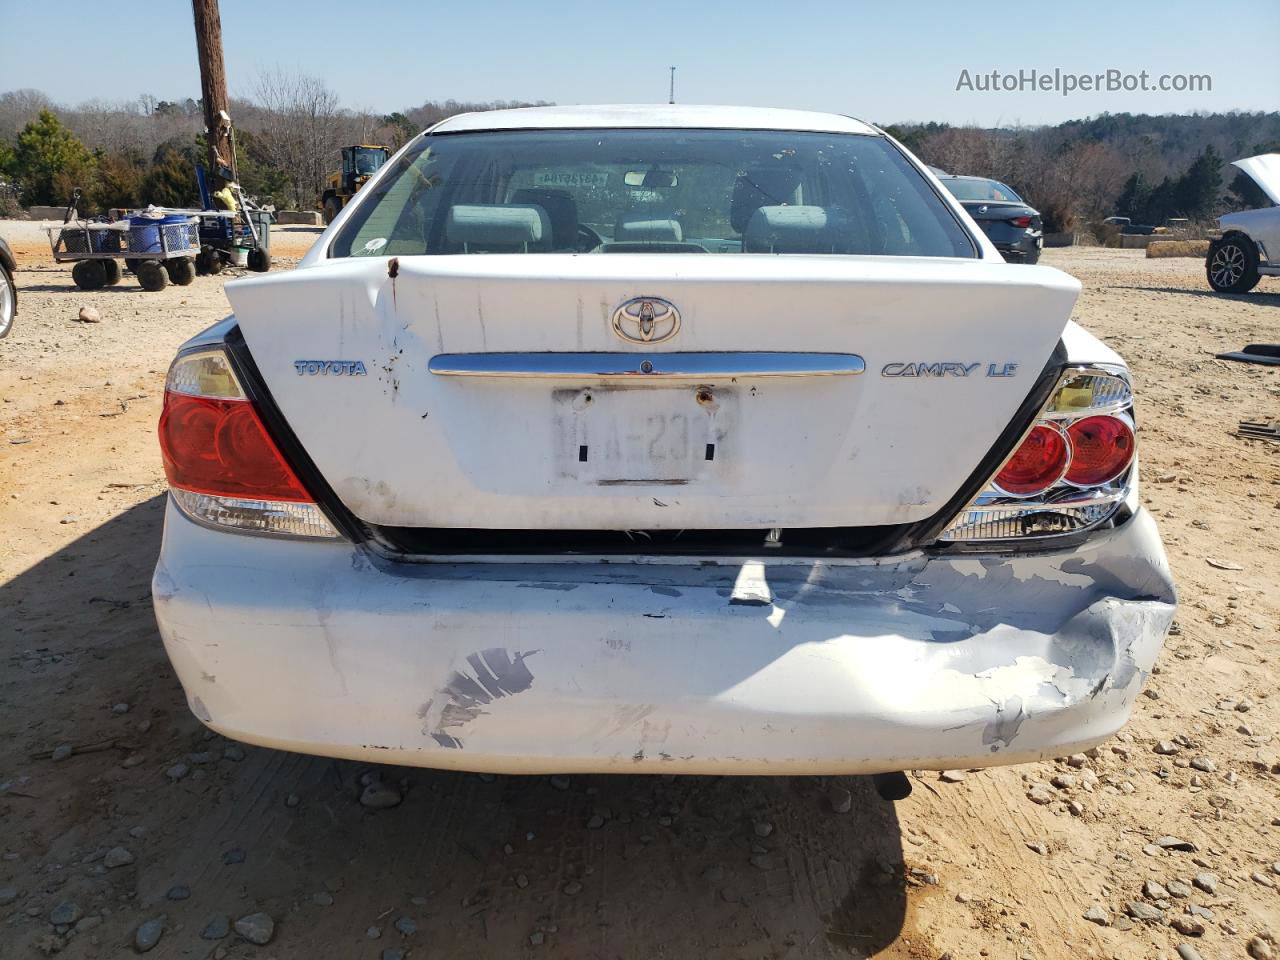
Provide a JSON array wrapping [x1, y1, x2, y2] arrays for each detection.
[[942, 178, 1023, 203], [331, 129, 976, 258]]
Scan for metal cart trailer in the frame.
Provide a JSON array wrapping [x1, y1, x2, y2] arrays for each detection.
[[48, 215, 201, 292]]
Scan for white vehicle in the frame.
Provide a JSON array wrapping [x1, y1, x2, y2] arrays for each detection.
[[153, 105, 1175, 789], [1208, 153, 1280, 293]]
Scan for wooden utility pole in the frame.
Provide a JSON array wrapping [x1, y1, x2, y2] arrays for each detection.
[[191, 0, 234, 192]]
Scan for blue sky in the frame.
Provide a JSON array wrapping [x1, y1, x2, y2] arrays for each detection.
[[1, 0, 1277, 126]]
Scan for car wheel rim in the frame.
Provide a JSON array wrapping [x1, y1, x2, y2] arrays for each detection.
[[1210, 245, 1244, 286], [0, 276, 12, 330]]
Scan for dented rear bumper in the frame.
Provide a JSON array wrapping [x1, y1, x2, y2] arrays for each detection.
[[153, 502, 1175, 775]]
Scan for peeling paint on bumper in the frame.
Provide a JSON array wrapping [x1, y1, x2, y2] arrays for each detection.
[[153, 500, 1175, 775]]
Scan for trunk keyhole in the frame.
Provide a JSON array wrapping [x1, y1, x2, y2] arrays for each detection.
[[705, 443, 715, 461], [579, 445, 589, 462]]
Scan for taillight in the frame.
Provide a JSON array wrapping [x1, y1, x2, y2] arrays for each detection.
[[942, 366, 1138, 543], [993, 423, 1069, 496], [1009, 216, 1033, 228], [1064, 415, 1134, 487], [158, 348, 339, 538], [159, 394, 312, 501]]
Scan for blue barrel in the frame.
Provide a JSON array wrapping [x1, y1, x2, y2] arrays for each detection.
[[128, 214, 191, 254]]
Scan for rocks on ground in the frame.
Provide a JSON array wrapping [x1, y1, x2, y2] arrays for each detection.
[[134, 917, 164, 952], [359, 781, 403, 810], [233, 911, 275, 945]]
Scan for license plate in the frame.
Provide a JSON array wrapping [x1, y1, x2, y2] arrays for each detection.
[[553, 386, 733, 484]]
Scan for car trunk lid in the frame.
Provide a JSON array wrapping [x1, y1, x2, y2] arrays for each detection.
[[227, 254, 1078, 531]]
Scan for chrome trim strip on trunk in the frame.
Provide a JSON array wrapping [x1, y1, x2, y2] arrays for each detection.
[[428, 352, 866, 378]]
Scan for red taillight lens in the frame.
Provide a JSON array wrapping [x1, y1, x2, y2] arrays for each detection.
[[994, 423, 1069, 496], [1009, 216, 1033, 228], [1064, 415, 1134, 486], [158, 391, 313, 502]]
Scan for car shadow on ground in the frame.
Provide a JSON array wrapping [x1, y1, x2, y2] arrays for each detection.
[[1, 497, 913, 958], [1123, 284, 1280, 305]]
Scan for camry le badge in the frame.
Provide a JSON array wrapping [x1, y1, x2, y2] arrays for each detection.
[[611, 297, 681, 344], [294, 360, 368, 376], [882, 362, 1018, 377]]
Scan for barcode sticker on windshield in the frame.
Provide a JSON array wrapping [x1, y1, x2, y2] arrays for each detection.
[[534, 171, 610, 189]]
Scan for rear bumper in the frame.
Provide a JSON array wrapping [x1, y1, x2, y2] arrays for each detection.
[[992, 235, 1042, 263], [153, 501, 1175, 775]]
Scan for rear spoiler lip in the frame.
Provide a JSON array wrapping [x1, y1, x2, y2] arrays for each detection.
[[200, 325, 1068, 558]]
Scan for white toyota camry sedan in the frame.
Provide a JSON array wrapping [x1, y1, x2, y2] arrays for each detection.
[[152, 105, 1175, 789]]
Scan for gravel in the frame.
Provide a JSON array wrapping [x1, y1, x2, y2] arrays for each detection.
[[1143, 879, 1170, 899], [134, 917, 164, 952], [48, 902, 81, 925], [102, 845, 134, 868], [233, 911, 275, 945], [1125, 900, 1164, 921], [201, 914, 231, 939], [359, 782, 402, 810], [1169, 916, 1205, 936], [1083, 905, 1110, 926], [394, 915, 416, 935]]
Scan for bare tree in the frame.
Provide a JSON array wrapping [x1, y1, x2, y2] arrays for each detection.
[[244, 70, 345, 209], [0, 88, 56, 141]]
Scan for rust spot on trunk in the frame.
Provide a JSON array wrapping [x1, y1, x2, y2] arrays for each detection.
[[387, 257, 399, 279]]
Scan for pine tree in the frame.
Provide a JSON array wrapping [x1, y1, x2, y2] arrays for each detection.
[[1173, 146, 1222, 218], [13, 110, 95, 206]]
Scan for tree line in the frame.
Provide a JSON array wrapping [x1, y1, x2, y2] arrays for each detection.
[[884, 111, 1279, 232], [1, 78, 1276, 230], [0, 78, 548, 215]]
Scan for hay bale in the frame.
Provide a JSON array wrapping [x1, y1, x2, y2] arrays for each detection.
[[1146, 239, 1210, 259]]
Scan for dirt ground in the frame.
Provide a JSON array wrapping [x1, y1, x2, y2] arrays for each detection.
[[1, 227, 1277, 960]]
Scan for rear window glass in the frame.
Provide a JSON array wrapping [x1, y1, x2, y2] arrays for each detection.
[[942, 178, 1024, 203], [331, 129, 976, 259]]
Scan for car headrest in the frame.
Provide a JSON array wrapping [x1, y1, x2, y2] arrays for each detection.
[[510, 188, 578, 249], [614, 214, 683, 243], [445, 204, 552, 251], [730, 167, 802, 233], [743, 205, 843, 253]]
